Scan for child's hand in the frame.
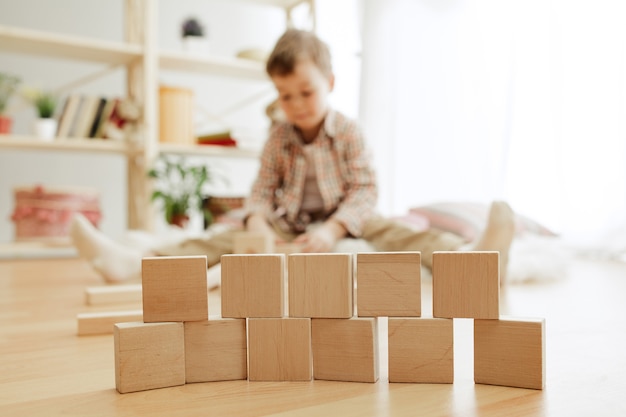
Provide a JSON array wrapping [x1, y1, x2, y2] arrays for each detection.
[[293, 220, 347, 253], [294, 227, 336, 253]]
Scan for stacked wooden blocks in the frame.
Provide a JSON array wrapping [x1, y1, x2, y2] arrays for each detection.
[[114, 255, 247, 393], [112, 250, 545, 393], [431, 252, 546, 390], [356, 252, 455, 384], [359, 251, 544, 389]]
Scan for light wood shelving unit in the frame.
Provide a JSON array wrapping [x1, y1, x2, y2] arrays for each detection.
[[0, 25, 143, 65], [0, 0, 313, 231], [0, 135, 142, 155]]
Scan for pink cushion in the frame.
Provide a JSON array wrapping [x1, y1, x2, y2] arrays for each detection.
[[408, 202, 557, 242]]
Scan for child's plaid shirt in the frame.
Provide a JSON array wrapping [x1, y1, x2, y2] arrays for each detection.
[[246, 110, 378, 237]]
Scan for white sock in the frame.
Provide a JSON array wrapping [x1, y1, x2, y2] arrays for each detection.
[[206, 263, 221, 289], [70, 213, 144, 283]]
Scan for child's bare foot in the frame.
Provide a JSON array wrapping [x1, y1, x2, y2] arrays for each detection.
[[472, 201, 516, 284], [70, 214, 143, 283]]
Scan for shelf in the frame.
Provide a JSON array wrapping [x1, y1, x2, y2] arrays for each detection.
[[0, 1, 295, 233], [238, 0, 311, 9], [0, 135, 142, 155], [159, 142, 260, 159], [0, 25, 142, 65], [159, 50, 267, 80]]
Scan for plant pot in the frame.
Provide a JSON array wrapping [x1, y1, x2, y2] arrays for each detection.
[[182, 36, 210, 55], [170, 214, 190, 228], [0, 115, 12, 134], [34, 118, 57, 141]]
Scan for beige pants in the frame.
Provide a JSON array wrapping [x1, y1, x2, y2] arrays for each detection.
[[156, 215, 465, 269]]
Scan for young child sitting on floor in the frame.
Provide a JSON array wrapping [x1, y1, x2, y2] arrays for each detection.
[[71, 29, 515, 284]]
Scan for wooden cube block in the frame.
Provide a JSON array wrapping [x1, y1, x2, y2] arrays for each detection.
[[274, 242, 304, 254], [77, 310, 143, 336], [142, 256, 208, 323], [289, 253, 353, 318], [114, 321, 185, 393], [248, 318, 312, 381], [356, 252, 421, 317], [388, 318, 454, 383], [432, 251, 499, 319], [184, 318, 247, 383], [474, 317, 545, 390], [233, 231, 274, 254], [311, 318, 378, 382], [85, 283, 142, 306], [221, 254, 284, 318]]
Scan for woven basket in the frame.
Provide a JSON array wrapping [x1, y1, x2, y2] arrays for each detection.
[[11, 185, 101, 241]]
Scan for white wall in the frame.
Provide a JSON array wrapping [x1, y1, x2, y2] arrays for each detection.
[[358, 0, 626, 241]]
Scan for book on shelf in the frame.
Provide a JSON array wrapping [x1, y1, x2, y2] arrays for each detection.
[[196, 130, 238, 147], [197, 138, 238, 147], [87, 97, 107, 138], [56, 95, 81, 138], [93, 98, 118, 139], [56, 95, 120, 140], [65, 96, 85, 138], [72, 96, 102, 139], [54, 96, 70, 136]]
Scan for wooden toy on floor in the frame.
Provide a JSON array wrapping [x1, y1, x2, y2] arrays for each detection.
[[184, 318, 247, 383], [387, 317, 454, 383], [106, 250, 545, 393], [77, 310, 143, 336], [288, 253, 353, 318], [142, 255, 208, 323], [474, 317, 545, 390], [356, 252, 421, 317], [84, 283, 142, 306], [311, 317, 379, 382], [248, 317, 312, 381], [114, 321, 185, 393], [221, 254, 285, 318], [233, 231, 274, 254], [274, 242, 304, 254], [432, 251, 500, 319]]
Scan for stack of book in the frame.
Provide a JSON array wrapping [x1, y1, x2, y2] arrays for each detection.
[[55, 95, 123, 140], [196, 130, 237, 147]]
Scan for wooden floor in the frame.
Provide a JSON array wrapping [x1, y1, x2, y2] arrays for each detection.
[[1, 255, 626, 416]]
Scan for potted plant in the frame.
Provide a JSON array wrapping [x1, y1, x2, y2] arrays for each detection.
[[148, 155, 216, 228], [23, 87, 58, 141], [181, 17, 209, 54], [0, 72, 20, 134]]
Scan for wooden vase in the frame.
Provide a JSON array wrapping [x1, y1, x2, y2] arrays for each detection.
[[159, 86, 194, 145]]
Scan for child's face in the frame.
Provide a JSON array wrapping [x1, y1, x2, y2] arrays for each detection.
[[271, 59, 334, 142]]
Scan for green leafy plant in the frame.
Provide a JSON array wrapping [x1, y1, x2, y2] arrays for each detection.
[[0, 72, 20, 115], [34, 91, 57, 118], [148, 155, 216, 227], [22, 87, 57, 118]]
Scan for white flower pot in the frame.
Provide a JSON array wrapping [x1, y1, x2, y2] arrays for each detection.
[[182, 36, 210, 55], [34, 118, 57, 141]]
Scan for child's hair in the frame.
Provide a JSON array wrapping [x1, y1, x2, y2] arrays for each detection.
[[266, 29, 332, 78]]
